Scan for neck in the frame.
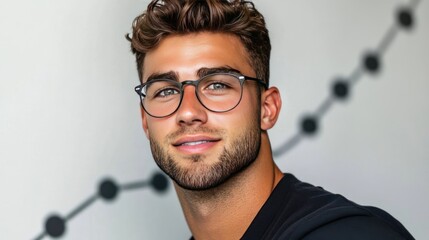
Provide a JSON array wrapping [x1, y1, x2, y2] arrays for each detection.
[[174, 134, 283, 240]]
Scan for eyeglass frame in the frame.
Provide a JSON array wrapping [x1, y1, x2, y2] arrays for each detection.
[[134, 72, 268, 118]]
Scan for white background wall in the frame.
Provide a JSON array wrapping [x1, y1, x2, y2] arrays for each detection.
[[0, 0, 428, 239]]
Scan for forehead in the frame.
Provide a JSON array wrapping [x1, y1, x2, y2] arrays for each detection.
[[142, 32, 254, 82]]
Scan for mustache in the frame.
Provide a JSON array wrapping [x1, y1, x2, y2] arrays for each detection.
[[166, 126, 226, 141]]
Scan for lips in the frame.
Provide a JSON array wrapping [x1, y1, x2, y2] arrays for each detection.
[[178, 140, 212, 146], [172, 136, 221, 147], [171, 136, 221, 154]]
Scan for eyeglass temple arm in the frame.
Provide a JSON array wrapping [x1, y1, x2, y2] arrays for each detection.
[[243, 76, 268, 89]]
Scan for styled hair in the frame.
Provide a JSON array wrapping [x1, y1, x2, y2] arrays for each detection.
[[127, 0, 271, 85]]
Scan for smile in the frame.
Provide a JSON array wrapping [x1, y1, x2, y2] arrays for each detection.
[[172, 136, 221, 154], [172, 135, 221, 146], [179, 140, 213, 146]]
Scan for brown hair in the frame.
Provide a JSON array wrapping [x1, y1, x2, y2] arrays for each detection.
[[127, 0, 271, 86]]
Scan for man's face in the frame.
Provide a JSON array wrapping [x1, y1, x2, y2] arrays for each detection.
[[141, 33, 262, 191]]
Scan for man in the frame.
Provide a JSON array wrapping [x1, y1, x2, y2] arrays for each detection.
[[127, 0, 414, 239]]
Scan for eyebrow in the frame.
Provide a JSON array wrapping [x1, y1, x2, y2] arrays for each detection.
[[197, 66, 242, 78], [144, 66, 243, 83], [145, 71, 179, 83]]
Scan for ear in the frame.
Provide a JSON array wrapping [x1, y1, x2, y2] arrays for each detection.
[[140, 106, 150, 139], [260, 87, 282, 131]]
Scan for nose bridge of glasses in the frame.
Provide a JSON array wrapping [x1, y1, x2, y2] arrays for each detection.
[[180, 80, 199, 89], [179, 79, 202, 102], [179, 80, 201, 99]]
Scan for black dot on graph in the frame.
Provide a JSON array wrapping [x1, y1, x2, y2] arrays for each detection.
[[332, 80, 349, 100], [363, 53, 381, 73], [45, 215, 66, 238], [99, 179, 119, 201], [301, 116, 318, 135], [397, 8, 413, 29], [151, 172, 169, 193]]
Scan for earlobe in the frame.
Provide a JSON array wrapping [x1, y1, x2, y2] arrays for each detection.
[[260, 87, 282, 131]]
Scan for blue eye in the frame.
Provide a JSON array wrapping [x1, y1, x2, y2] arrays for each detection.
[[207, 82, 229, 90], [156, 88, 180, 97]]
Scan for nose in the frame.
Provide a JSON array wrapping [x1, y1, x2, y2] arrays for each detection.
[[175, 85, 208, 126]]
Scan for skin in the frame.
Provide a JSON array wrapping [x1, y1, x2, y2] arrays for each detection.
[[141, 32, 283, 239]]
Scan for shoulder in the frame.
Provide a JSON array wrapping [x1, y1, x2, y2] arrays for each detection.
[[298, 214, 414, 240], [244, 174, 414, 240], [276, 175, 415, 240], [276, 200, 414, 240]]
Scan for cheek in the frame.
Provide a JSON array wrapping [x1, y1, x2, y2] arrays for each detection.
[[209, 96, 259, 133], [146, 118, 174, 140], [238, 89, 260, 120]]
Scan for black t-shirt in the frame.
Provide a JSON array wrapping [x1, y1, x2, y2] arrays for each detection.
[[190, 173, 414, 239], [241, 173, 414, 240]]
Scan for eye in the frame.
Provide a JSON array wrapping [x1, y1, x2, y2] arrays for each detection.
[[207, 82, 229, 90], [200, 74, 238, 95], [155, 88, 180, 98]]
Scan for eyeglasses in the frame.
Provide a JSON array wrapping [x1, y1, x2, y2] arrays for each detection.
[[135, 73, 267, 118]]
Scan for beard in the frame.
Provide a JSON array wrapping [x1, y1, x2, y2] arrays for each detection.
[[148, 117, 261, 191]]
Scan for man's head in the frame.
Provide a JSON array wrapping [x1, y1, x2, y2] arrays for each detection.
[[128, 0, 281, 191], [127, 0, 271, 86]]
